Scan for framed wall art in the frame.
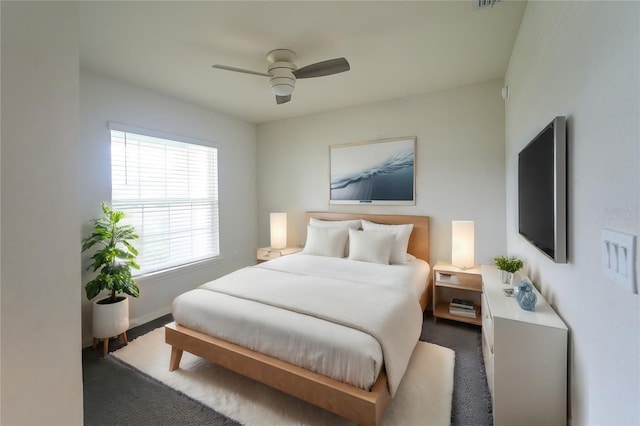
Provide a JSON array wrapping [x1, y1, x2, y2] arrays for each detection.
[[329, 136, 416, 205]]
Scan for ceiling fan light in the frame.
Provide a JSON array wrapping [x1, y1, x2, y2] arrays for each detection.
[[272, 84, 294, 96], [270, 75, 295, 96]]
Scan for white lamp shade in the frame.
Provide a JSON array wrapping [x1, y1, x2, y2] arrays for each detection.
[[452, 220, 474, 269], [270, 212, 287, 249]]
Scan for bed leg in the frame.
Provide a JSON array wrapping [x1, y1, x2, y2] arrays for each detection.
[[169, 346, 183, 371]]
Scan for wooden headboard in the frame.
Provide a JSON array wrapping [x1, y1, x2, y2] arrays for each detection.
[[305, 212, 430, 264]]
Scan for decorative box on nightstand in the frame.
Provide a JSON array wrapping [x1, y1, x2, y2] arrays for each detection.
[[432, 261, 483, 326], [256, 247, 302, 263]]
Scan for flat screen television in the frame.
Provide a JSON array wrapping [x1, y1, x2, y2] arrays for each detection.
[[518, 116, 567, 263]]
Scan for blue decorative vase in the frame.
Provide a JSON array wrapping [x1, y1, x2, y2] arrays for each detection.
[[516, 279, 537, 311]]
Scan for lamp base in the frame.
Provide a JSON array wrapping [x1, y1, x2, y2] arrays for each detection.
[[452, 264, 475, 270]]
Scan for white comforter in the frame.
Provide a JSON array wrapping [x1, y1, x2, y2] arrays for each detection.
[[172, 254, 428, 395]]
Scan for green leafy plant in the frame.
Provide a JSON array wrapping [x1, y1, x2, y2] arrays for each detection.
[[494, 256, 524, 273], [82, 202, 140, 303]]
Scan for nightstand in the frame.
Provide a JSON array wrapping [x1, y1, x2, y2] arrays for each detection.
[[432, 260, 483, 326], [256, 246, 302, 263]]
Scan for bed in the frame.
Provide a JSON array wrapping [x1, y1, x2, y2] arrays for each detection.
[[165, 212, 431, 425]]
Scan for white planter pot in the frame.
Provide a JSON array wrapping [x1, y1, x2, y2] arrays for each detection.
[[499, 270, 513, 284], [92, 296, 129, 339]]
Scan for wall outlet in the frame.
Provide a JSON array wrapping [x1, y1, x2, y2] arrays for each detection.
[[602, 228, 637, 294]]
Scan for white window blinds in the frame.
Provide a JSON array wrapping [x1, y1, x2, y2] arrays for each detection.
[[110, 127, 219, 275]]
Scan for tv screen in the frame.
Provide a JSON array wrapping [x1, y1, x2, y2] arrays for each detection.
[[518, 116, 567, 263]]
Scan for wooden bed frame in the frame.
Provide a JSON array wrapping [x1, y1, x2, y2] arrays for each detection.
[[165, 212, 431, 426]]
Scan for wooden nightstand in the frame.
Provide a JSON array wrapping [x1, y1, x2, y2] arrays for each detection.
[[432, 260, 483, 326], [256, 246, 302, 263]]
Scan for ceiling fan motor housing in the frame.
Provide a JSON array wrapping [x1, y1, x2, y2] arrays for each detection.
[[269, 62, 296, 96]]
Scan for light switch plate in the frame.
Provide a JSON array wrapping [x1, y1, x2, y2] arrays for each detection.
[[602, 228, 637, 294]]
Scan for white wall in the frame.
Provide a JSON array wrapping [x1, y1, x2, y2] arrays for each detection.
[[1, 2, 83, 424], [505, 2, 639, 425], [256, 80, 507, 265], [80, 71, 257, 346]]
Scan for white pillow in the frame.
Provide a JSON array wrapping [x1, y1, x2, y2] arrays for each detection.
[[309, 218, 361, 229], [302, 226, 349, 258], [348, 229, 395, 265], [309, 218, 361, 256], [361, 220, 414, 264]]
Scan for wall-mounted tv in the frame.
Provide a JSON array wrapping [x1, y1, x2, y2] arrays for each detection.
[[518, 116, 567, 263]]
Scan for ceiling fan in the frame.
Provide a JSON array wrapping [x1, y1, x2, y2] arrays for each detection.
[[212, 49, 350, 105]]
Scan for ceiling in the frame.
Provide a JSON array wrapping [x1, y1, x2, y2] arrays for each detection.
[[79, 1, 526, 124]]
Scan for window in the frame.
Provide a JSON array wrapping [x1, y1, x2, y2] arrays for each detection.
[[110, 125, 219, 275]]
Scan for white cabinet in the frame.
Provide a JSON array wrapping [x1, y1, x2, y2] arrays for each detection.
[[481, 265, 568, 426]]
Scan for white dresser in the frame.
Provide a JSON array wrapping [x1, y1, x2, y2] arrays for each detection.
[[481, 265, 568, 426]]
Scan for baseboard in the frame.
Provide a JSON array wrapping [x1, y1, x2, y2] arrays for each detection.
[[129, 306, 172, 329]]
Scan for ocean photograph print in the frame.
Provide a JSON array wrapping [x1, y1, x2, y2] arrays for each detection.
[[330, 137, 416, 205]]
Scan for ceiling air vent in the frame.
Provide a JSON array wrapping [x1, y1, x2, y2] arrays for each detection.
[[474, 0, 500, 9]]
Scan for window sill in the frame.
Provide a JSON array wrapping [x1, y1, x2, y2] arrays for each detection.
[[133, 255, 225, 285]]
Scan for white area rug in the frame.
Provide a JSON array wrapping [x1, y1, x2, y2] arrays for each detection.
[[113, 327, 454, 426]]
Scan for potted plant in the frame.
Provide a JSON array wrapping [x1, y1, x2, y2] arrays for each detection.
[[494, 255, 524, 284], [82, 202, 140, 355]]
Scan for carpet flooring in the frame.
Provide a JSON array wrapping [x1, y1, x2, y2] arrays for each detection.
[[83, 311, 493, 425]]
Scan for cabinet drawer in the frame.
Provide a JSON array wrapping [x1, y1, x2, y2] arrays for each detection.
[[456, 273, 482, 289], [481, 292, 494, 345], [481, 291, 494, 398], [482, 329, 494, 398], [435, 272, 482, 290]]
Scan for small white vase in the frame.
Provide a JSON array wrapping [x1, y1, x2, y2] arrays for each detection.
[[92, 297, 129, 339]]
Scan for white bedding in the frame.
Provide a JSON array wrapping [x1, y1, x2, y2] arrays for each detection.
[[172, 254, 430, 393], [260, 253, 429, 300]]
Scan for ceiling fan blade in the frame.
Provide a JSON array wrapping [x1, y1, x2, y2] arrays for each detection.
[[212, 64, 270, 77], [276, 95, 291, 105], [293, 58, 350, 79]]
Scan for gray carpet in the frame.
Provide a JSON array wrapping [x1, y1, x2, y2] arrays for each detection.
[[83, 315, 239, 426], [83, 312, 492, 425], [420, 313, 494, 426]]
